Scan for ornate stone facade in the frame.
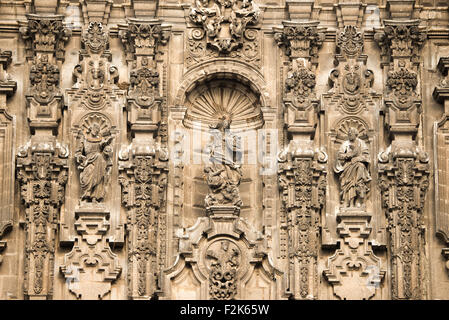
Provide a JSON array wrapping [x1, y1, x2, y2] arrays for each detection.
[[0, 0, 449, 300]]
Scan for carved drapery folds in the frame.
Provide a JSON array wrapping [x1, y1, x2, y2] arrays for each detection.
[[376, 19, 429, 299], [204, 118, 243, 209], [186, 0, 262, 68], [17, 141, 68, 299], [433, 57, 449, 273]]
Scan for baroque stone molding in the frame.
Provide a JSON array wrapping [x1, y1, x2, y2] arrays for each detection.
[[60, 206, 121, 299], [433, 56, 449, 274], [17, 140, 68, 299], [160, 205, 284, 300], [323, 209, 385, 300], [185, 0, 262, 68], [0, 50, 16, 266]]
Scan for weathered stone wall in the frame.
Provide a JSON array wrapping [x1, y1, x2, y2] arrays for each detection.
[[0, 0, 448, 300]]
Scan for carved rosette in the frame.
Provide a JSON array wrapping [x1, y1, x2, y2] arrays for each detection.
[[378, 147, 429, 299], [186, 0, 261, 68], [278, 146, 327, 299], [118, 146, 168, 299], [17, 141, 68, 299]]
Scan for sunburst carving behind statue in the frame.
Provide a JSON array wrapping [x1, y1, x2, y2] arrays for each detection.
[[183, 81, 264, 130]]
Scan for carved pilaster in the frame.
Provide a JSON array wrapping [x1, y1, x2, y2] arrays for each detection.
[[118, 146, 168, 299], [17, 140, 68, 299], [278, 147, 326, 299], [61, 21, 124, 297], [376, 19, 428, 299], [378, 146, 429, 299], [0, 50, 16, 265], [274, 21, 326, 300], [119, 20, 171, 138], [433, 56, 449, 273]]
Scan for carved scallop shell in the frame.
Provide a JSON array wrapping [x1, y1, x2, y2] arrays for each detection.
[[334, 117, 369, 142], [183, 81, 264, 130]]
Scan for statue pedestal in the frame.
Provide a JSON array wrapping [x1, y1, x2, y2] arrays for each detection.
[[205, 205, 241, 239]]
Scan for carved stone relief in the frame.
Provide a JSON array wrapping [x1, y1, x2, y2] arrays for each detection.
[[186, 0, 262, 68]]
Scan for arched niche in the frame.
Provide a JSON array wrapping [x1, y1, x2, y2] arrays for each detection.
[[175, 75, 266, 231]]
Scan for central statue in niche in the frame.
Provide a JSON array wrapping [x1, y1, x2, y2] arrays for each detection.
[[334, 127, 371, 208], [75, 121, 114, 203], [203, 113, 243, 208]]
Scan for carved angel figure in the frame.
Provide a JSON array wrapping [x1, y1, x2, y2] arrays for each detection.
[[334, 127, 371, 208], [75, 122, 113, 203], [204, 115, 243, 208]]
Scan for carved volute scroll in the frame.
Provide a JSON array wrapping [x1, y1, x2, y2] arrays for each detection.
[[61, 21, 123, 299], [0, 50, 16, 265], [433, 57, 449, 272], [375, 18, 429, 300]]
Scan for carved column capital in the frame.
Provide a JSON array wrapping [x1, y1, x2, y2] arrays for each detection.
[[19, 14, 71, 62], [274, 21, 324, 63]]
